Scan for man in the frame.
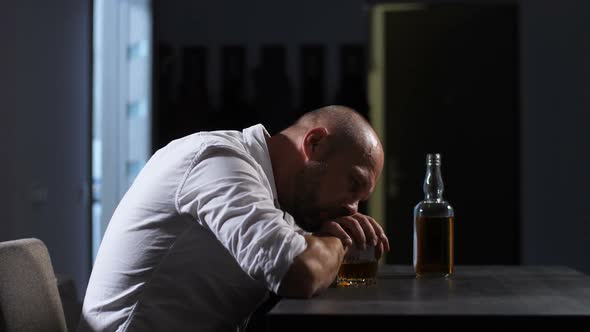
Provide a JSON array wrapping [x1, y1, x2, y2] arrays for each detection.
[[78, 105, 389, 331]]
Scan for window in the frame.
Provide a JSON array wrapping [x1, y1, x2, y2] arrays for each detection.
[[92, 0, 152, 260]]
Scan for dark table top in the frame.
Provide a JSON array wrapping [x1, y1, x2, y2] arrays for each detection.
[[266, 265, 590, 331]]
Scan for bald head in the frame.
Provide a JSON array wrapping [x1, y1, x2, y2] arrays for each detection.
[[293, 105, 369, 138], [291, 105, 383, 165], [269, 105, 384, 228]]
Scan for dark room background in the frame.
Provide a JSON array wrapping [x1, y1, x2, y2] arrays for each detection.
[[151, 0, 371, 148], [0, 0, 589, 301]]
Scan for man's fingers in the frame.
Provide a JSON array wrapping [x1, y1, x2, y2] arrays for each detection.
[[351, 214, 378, 247], [383, 235, 390, 252], [320, 221, 353, 247], [375, 241, 384, 260], [337, 216, 366, 249], [367, 216, 390, 252], [324, 213, 390, 252]]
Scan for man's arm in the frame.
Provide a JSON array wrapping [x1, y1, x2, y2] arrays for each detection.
[[276, 212, 390, 298], [277, 235, 345, 298]]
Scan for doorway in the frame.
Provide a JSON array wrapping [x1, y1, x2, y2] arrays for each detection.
[[369, 3, 520, 265]]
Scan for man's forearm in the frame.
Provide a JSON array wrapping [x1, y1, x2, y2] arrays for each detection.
[[277, 235, 345, 298]]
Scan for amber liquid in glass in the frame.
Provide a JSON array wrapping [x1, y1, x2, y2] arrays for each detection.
[[414, 216, 454, 277], [336, 261, 378, 287]]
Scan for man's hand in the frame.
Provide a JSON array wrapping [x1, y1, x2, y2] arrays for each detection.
[[317, 213, 390, 259]]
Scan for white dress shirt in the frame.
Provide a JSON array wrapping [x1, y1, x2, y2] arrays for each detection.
[[79, 124, 308, 332]]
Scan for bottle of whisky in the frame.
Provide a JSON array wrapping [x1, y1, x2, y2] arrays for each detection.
[[413, 153, 454, 278]]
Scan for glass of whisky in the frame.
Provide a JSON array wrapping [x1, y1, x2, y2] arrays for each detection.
[[336, 245, 378, 287]]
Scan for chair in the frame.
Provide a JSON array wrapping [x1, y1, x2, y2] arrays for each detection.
[[0, 238, 68, 332]]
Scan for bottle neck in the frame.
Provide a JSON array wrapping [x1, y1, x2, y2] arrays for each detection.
[[424, 163, 444, 201]]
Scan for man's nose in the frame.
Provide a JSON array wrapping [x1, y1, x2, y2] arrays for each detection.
[[343, 201, 359, 216]]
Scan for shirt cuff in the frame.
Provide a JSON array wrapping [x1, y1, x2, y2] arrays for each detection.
[[264, 229, 307, 294]]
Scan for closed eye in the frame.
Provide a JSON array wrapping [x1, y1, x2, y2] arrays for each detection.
[[350, 176, 361, 193]]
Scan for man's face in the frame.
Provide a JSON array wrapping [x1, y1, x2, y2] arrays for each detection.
[[292, 147, 379, 232]]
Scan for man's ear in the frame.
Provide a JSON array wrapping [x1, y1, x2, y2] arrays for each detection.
[[302, 127, 329, 161]]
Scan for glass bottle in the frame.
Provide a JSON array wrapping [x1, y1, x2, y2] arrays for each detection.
[[413, 153, 454, 278]]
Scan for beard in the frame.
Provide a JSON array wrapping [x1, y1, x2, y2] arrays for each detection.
[[291, 160, 332, 232]]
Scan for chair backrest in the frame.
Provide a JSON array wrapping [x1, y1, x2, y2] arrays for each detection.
[[0, 238, 68, 332]]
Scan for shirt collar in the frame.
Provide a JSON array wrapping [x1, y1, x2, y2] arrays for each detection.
[[242, 124, 280, 205], [243, 124, 308, 234]]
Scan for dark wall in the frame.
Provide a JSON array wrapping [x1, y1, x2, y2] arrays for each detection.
[[0, 0, 92, 296], [153, 0, 367, 108], [381, 4, 520, 266], [152, 0, 370, 148], [521, 0, 590, 274]]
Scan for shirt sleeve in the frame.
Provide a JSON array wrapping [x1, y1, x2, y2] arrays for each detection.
[[175, 145, 307, 293]]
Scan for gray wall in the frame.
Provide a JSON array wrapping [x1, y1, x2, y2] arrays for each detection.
[[0, 0, 91, 296], [521, 0, 590, 274]]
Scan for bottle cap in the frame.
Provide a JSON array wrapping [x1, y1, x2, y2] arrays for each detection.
[[426, 153, 441, 165]]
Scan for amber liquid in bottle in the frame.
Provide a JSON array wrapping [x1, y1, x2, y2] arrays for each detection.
[[413, 154, 454, 278], [414, 216, 454, 276]]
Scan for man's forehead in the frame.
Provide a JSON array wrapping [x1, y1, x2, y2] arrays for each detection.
[[352, 164, 373, 180], [356, 148, 380, 171], [351, 165, 377, 200], [352, 151, 382, 185]]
